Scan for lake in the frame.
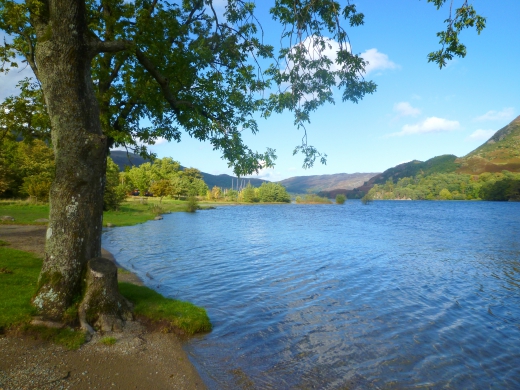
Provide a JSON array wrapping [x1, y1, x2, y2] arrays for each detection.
[[102, 201, 520, 389]]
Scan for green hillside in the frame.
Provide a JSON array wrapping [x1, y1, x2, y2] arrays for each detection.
[[456, 115, 520, 174], [357, 116, 520, 201], [278, 172, 379, 194], [365, 154, 459, 187], [109, 150, 150, 170]]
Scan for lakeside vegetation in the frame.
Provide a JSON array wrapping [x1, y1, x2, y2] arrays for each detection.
[[0, 240, 211, 348], [366, 171, 520, 201], [295, 194, 332, 204], [335, 194, 346, 204], [0, 137, 292, 210]]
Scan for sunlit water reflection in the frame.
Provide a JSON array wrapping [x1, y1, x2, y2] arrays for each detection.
[[103, 201, 520, 389]]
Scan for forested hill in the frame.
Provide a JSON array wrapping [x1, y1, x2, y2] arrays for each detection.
[[278, 172, 379, 194], [457, 115, 520, 174], [352, 115, 520, 192], [347, 115, 520, 201], [109, 150, 267, 189], [364, 154, 459, 187], [109, 150, 149, 170]]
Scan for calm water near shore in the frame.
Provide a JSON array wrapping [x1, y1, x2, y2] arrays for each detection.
[[102, 201, 520, 389]]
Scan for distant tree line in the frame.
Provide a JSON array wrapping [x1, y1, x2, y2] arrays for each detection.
[[367, 171, 520, 201], [208, 182, 291, 203], [0, 137, 292, 207]]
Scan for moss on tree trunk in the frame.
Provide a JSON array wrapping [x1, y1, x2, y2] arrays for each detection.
[[29, 1, 119, 329], [79, 258, 133, 333]]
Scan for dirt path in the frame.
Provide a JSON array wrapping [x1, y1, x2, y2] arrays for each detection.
[[0, 224, 206, 390]]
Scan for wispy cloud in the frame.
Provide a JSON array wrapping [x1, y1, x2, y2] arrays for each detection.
[[360, 48, 399, 75], [245, 167, 283, 181], [393, 102, 421, 118], [475, 107, 515, 122], [388, 117, 460, 137], [466, 129, 495, 142]]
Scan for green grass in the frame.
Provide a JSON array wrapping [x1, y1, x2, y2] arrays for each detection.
[[103, 198, 190, 226], [22, 325, 87, 350], [0, 244, 41, 328], [118, 282, 212, 335], [0, 243, 211, 349], [0, 198, 189, 227], [100, 336, 117, 345], [0, 244, 86, 349], [0, 197, 248, 228], [0, 202, 50, 224]]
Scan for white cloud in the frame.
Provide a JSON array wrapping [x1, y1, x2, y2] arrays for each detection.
[[285, 36, 348, 73], [245, 167, 284, 181], [284, 39, 396, 77], [475, 107, 515, 122], [360, 48, 399, 75], [388, 117, 460, 137], [153, 137, 168, 145], [393, 102, 421, 118], [466, 129, 496, 142]]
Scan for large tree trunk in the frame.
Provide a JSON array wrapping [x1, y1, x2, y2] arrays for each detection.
[[31, 1, 107, 320]]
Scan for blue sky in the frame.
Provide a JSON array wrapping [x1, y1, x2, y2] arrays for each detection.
[[1, 1, 519, 181], [154, 0, 520, 180]]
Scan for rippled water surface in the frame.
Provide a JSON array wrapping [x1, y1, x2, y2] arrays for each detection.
[[102, 201, 520, 389]]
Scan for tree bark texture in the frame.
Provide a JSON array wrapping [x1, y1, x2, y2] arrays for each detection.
[[31, 0, 108, 320], [79, 258, 133, 333]]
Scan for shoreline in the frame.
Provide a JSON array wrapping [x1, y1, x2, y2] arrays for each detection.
[[0, 224, 207, 389]]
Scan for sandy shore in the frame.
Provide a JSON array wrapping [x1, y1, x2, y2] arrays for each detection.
[[0, 224, 206, 389]]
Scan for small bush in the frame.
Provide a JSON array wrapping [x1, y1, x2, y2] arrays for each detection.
[[148, 203, 165, 216], [295, 194, 332, 204], [335, 194, 346, 204], [361, 194, 373, 205], [185, 196, 199, 212]]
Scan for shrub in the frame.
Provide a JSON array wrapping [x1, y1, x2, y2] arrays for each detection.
[[361, 194, 373, 205], [148, 203, 165, 216], [335, 194, 346, 204], [21, 174, 52, 201], [185, 196, 198, 212], [295, 194, 331, 204]]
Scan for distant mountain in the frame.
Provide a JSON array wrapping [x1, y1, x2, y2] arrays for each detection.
[[456, 115, 520, 174], [201, 174, 268, 189], [109, 150, 149, 170], [349, 115, 520, 195], [109, 150, 267, 189], [278, 172, 379, 194], [364, 154, 459, 187]]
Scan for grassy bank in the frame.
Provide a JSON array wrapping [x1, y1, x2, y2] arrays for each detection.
[[0, 197, 294, 227], [0, 202, 50, 224], [0, 241, 211, 348], [0, 197, 214, 227]]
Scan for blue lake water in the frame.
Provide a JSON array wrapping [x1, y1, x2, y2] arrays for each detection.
[[102, 201, 520, 389]]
